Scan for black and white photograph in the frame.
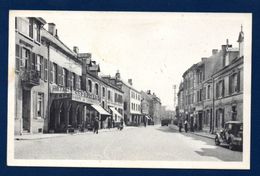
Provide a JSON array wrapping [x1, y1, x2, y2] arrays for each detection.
[[7, 11, 251, 169]]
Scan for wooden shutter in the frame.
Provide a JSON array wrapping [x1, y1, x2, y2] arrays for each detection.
[[31, 53, 36, 70], [237, 71, 240, 92], [222, 80, 225, 97], [75, 74, 79, 89], [229, 76, 232, 95], [67, 71, 72, 88], [49, 61, 53, 83], [57, 65, 62, 86], [44, 58, 47, 81], [40, 57, 44, 80], [15, 44, 20, 71]]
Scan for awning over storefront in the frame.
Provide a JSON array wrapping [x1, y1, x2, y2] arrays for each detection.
[[145, 115, 151, 120], [109, 107, 122, 118], [91, 104, 111, 116]]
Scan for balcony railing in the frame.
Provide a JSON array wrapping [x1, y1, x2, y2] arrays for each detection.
[[21, 69, 40, 87]]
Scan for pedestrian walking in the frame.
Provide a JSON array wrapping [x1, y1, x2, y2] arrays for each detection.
[[178, 120, 183, 132], [93, 117, 99, 134], [184, 119, 188, 133], [144, 119, 147, 127]]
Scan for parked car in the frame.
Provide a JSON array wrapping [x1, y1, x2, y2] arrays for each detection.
[[215, 121, 243, 150], [161, 119, 170, 126]]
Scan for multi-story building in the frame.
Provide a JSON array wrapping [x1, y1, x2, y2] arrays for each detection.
[[102, 72, 142, 126], [177, 27, 244, 133], [211, 28, 244, 132], [140, 90, 162, 125], [14, 17, 124, 135], [182, 64, 196, 130], [15, 17, 47, 135], [176, 82, 184, 122]]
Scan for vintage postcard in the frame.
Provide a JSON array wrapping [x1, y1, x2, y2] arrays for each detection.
[[7, 10, 251, 169]]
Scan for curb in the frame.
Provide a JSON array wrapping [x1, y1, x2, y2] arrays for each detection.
[[168, 125, 215, 140], [15, 126, 137, 141]]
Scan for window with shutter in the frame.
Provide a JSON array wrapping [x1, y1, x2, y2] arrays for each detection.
[[49, 61, 53, 83], [31, 53, 36, 70], [237, 71, 240, 92], [44, 58, 48, 81], [40, 56, 44, 79], [229, 76, 232, 95], [222, 80, 225, 97], [15, 44, 20, 71]]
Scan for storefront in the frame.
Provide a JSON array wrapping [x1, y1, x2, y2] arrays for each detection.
[[49, 85, 110, 132]]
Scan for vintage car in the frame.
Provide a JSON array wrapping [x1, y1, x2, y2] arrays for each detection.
[[215, 121, 243, 150], [161, 119, 171, 126]]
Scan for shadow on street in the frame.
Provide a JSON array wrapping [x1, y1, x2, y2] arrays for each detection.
[[157, 125, 242, 161]]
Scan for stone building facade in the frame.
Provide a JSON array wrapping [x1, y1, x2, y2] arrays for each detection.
[[177, 28, 244, 133]]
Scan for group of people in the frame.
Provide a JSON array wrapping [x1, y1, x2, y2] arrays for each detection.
[[178, 119, 189, 133], [93, 117, 124, 134]]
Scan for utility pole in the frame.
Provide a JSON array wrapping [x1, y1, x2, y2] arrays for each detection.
[[173, 84, 177, 109]]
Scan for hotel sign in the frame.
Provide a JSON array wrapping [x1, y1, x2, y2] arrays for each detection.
[[72, 90, 99, 104], [50, 84, 71, 94]]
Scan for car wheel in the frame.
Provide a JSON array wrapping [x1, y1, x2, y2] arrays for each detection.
[[215, 137, 220, 146]]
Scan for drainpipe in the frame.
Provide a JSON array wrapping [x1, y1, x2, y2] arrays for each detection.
[[212, 76, 215, 134], [47, 42, 50, 133]]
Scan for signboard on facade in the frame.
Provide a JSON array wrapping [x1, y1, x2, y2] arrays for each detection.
[[71, 90, 99, 104], [50, 84, 71, 94], [77, 53, 91, 58]]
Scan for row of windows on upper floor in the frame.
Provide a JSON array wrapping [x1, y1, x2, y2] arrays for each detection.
[[15, 45, 123, 104], [131, 91, 141, 101], [182, 71, 242, 105], [131, 103, 141, 112]]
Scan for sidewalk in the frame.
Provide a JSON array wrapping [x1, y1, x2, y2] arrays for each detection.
[[15, 126, 137, 141], [169, 124, 215, 140]]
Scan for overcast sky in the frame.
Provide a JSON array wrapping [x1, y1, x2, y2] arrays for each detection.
[[26, 11, 250, 110]]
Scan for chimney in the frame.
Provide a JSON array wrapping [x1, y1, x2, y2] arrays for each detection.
[[55, 29, 58, 38], [128, 79, 133, 86], [115, 70, 120, 80], [48, 23, 56, 36], [147, 90, 151, 95], [73, 46, 79, 53], [212, 49, 218, 55], [201, 57, 207, 62]]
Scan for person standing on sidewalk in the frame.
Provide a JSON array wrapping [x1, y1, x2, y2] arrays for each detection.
[[93, 117, 99, 134], [178, 120, 183, 132], [184, 119, 188, 133]]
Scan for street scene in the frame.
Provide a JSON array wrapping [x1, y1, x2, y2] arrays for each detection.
[[9, 12, 250, 167], [15, 125, 242, 161]]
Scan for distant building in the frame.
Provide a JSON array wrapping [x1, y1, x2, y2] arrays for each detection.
[[102, 72, 142, 126], [140, 90, 162, 125]]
